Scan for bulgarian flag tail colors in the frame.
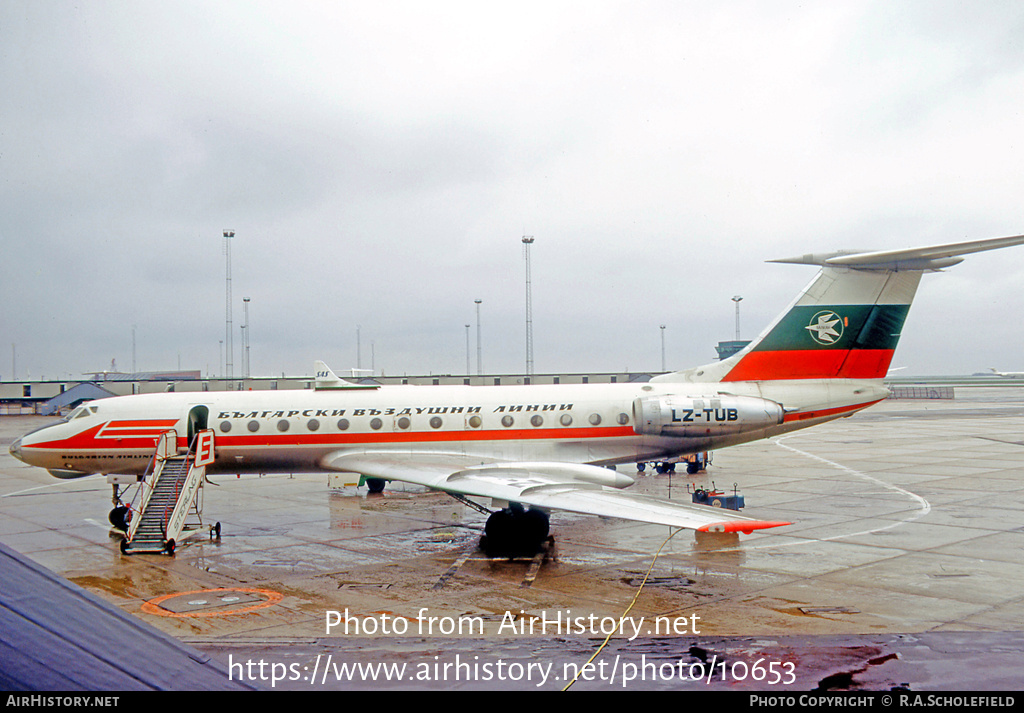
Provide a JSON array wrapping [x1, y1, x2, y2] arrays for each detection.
[[656, 234, 1024, 385], [721, 268, 919, 381]]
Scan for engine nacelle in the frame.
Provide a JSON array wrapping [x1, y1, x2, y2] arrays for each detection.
[[632, 394, 784, 437]]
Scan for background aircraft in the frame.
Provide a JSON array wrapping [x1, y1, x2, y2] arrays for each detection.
[[990, 368, 1024, 378]]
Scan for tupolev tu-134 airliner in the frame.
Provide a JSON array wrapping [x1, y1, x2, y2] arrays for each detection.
[[10, 234, 1024, 554]]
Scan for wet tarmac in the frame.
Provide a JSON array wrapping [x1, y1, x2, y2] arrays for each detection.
[[2, 387, 1023, 691]]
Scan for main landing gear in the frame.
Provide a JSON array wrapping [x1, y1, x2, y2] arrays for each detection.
[[636, 452, 711, 476], [365, 477, 552, 559], [481, 503, 550, 559]]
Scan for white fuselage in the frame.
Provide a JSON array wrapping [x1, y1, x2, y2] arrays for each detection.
[[11, 378, 888, 477]]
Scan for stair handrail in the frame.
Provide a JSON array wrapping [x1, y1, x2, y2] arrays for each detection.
[[158, 431, 201, 539], [126, 430, 177, 542], [124, 449, 158, 523]]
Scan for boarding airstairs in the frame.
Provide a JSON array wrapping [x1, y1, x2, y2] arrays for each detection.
[[117, 429, 217, 555]]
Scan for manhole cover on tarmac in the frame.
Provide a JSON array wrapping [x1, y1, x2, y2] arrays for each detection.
[[141, 587, 283, 617]]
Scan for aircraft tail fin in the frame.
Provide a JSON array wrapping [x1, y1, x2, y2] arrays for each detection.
[[314, 361, 380, 390], [654, 234, 1024, 384]]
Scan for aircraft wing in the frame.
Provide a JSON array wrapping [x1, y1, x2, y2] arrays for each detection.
[[322, 450, 789, 534]]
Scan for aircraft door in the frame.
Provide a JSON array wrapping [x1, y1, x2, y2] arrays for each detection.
[[187, 405, 210, 448]]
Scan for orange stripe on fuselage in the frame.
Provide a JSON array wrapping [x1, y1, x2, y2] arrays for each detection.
[[105, 419, 179, 428], [782, 400, 883, 423], [98, 428, 177, 437], [214, 425, 636, 448], [29, 420, 178, 450], [27, 422, 639, 453], [723, 349, 895, 381]]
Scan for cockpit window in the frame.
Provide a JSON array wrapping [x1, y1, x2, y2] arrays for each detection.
[[63, 404, 98, 422]]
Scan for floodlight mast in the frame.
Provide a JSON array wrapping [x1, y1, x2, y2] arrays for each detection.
[[660, 324, 666, 372], [224, 230, 235, 381], [522, 236, 535, 376], [732, 295, 743, 340], [243, 297, 251, 378], [475, 299, 483, 376]]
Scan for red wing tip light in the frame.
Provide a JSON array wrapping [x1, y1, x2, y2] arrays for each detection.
[[698, 520, 791, 535]]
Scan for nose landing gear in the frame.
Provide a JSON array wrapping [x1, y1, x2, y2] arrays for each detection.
[[108, 506, 130, 532]]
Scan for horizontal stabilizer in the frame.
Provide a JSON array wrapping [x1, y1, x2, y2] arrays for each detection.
[[769, 233, 1024, 271], [657, 233, 1024, 383]]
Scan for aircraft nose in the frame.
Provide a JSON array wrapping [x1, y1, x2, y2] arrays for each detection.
[[9, 437, 23, 462]]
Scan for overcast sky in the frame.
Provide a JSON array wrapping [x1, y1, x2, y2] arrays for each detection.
[[3, 1, 1024, 381]]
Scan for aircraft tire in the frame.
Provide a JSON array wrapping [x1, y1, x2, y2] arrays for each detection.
[[109, 506, 130, 531], [366, 478, 386, 494], [481, 508, 548, 558], [521, 508, 550, 546]]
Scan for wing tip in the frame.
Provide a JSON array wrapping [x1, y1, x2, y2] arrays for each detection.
[[698, 520, 791, 535]]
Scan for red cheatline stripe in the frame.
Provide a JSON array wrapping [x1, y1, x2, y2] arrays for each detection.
[[723, 349, 895, 381], [782, 400, 883, 423], [30, 422, 175, 450], [106, 420, 178, 427], [215, 425, 636, 448], [98, 428, 175, 437], [97, 420, 179, 437], [27, 424, 639, 451]]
